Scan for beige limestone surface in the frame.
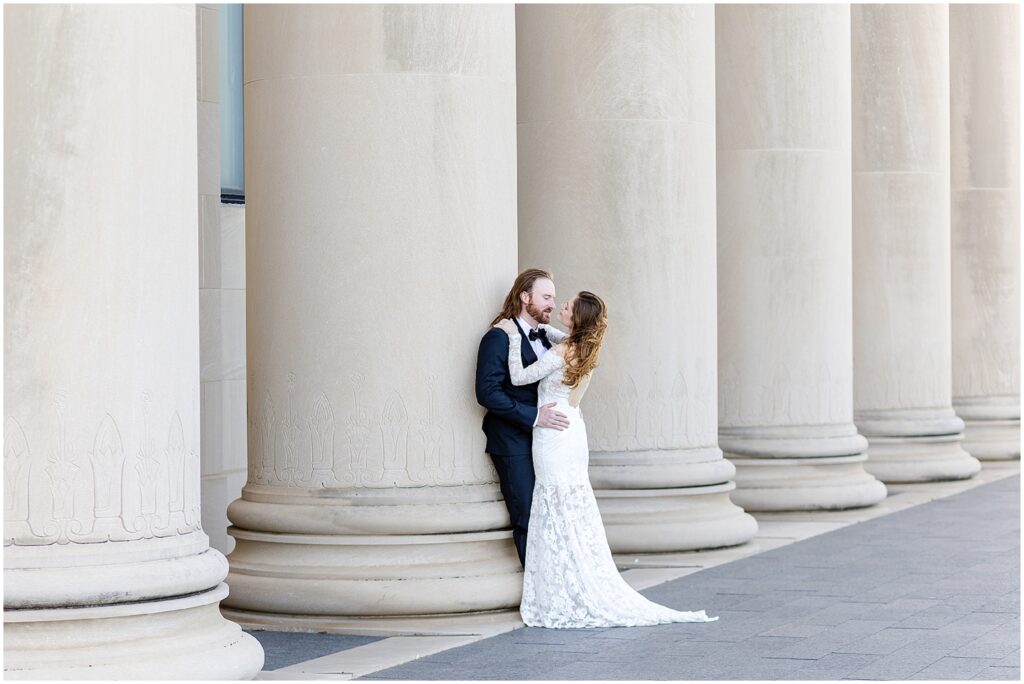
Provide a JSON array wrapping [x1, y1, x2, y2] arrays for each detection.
[[515, 4, 756, 552], [715, 4, 886, 511], [949, 4, 1021, 461], [195, 4, 250, 556], [225, 4, 523, 623], [851, 4, 979, 483], [3, 4, 262, 678]]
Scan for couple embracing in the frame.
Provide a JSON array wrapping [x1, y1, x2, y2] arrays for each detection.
[[475, 268, 718, 629]]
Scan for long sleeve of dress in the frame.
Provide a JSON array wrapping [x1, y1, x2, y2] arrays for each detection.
[[542, 324, 568, 345], [507, 326, 565, 386]]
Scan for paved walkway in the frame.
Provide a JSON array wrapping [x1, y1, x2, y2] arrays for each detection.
[[357, 474, 1020, 681]]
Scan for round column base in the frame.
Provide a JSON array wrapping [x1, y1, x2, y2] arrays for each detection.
[[595, 481, 758, 553], [727, 454, 888, 511], [223, 606, 522, 636], [223, 529, 523, 617], [862, 433, 982, 483], [962, 419, 1020, 461], [3, 584, 264, 680]]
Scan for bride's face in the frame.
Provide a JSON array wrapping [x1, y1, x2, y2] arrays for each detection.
[[558, 296, 576, 328]]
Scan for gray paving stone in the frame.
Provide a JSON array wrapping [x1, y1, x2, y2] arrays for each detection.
[[542, 655, 706, 681], [767, 619, 896, 660], [757, 622, 830, 638], [971, 665, 1020, 680], [658, 653, 809, 681], [951, 626, 1022, 659], [835, 626, 935, 656], [802, 602, 895, 626], [909, 655, 999, 679], [915, 619, 1005, 651], [675, 613, 789, 643], [785, 652, 880, 679], [896, 604, 975, 629], [843, 645, 951, 679], [976, 595, 1021, 613], [246, 630, 381, 671], [357, 475, 1018, 680], [993, 648, 1021, 667]]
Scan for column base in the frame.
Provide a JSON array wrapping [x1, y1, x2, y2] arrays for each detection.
[[963, 419, 1021, 461], [728, 455, 888, 511], [5, 538, 227, 609], [720, 423, 887, 511], [588, 446, 758, 553], [4, 584, 264, 680], [954, 395, 1020, 460], [223, 529, 523, 617], [862, 433, 982, 482], [222, 606, 522, 637], [595, 481, 758, 553]]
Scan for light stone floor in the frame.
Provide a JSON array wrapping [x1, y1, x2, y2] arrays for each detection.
[[248, 460, 1020, 680]]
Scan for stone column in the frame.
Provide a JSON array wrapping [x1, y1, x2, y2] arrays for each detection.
[[3, 5, 263, 678], [516, 5, 757, 553], [851, 5, 980, 483], [223, 5, 522, 625], [716, 4, 887, 511], [950, 4, 1021, 461]]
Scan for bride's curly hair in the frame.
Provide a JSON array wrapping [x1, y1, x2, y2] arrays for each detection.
[[562, 291, 608, 389]]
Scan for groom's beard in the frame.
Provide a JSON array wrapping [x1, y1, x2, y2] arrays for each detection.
[[527, 300, 553, 324]]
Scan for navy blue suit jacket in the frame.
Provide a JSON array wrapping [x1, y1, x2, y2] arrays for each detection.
[[475, 318, 540, 456]]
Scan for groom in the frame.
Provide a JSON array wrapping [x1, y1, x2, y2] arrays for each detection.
[[475, 268, 570, 567]]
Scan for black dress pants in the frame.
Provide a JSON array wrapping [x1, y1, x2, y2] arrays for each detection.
[[488, 451, 536, 567]]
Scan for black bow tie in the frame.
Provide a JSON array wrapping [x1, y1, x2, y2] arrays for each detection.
[[528, 327, 552, 349]]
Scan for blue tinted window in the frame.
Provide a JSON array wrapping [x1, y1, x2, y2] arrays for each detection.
[[219, 4, 244, 200]]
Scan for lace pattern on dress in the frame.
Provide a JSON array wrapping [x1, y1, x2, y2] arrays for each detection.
[[520, 482, 716, 628], [501, 320, 718, 629]]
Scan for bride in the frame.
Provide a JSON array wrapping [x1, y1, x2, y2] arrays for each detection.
[[494, 291, 718, 629]]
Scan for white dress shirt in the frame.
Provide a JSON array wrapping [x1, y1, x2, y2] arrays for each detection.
[[517, 316, 549, 359]]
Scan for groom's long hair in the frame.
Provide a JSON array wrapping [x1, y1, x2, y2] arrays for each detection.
[[489, 268, 554, 327]]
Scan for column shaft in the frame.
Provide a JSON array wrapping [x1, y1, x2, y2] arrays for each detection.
[[950, 5, 1021, 461], [224, 5, 522, 624], [516, 4, 757, 552], [3, 4, 262, 677], [716, 4, 887, 510], [851, 4, 980, 482]]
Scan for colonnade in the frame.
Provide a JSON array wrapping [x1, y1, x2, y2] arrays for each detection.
[[4, 3, 1019, 675]]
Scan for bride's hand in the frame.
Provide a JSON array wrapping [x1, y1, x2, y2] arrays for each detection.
[[493, 318, 517, 335]]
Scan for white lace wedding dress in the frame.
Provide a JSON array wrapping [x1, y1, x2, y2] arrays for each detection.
[[505, 327, 718, 628]]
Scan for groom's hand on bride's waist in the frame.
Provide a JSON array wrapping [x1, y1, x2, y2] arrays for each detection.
[[538, 402, 570, 431]]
